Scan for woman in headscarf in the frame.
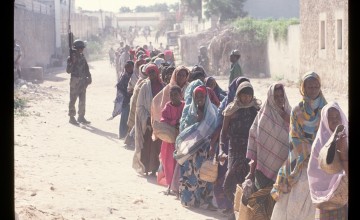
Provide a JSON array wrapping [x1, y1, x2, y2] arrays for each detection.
[[124, 64, 148, 148], [128, 58, 147, 95], [242, 83, 291, 219], [158, 85, 185, 194], [151, 65, 190, 194], [270, 71, 327, 220], [174, 83, 218, 210], [132, 64, 165, 175], [210, 76, 251, 215], [205, 76, 227, 102], [160, 65, 176, 85], [188, 70, 220, 107], [218, 81, 261, 220], [164, 49, 175, 66], [151, 65, 190, 130], [307, 101, 348, 219]]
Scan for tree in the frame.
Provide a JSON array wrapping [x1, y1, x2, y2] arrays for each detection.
[[134, 3, 169, 12], [119, 7, 132, 13], [204, 0, 248, 23], [168, 3, 179, 12], [183, 0, 202, 17]]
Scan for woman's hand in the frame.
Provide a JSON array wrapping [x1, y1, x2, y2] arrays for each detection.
[[336, 133, 348, 159]]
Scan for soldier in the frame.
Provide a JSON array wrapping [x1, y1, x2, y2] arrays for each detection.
[[14, 40, 23, 80], [66, 39, 92, 125]]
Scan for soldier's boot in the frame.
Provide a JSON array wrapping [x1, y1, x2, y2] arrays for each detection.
[[78, 116, 91, 124], [69, 116, 79, 125]]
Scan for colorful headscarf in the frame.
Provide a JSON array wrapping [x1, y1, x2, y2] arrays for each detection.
[[145, 63, 159, 75], [194, 85, 207, 96], [183, 79, 204, 106], [174, 83, 218, 165], [247, 83, 292, 181], [222, 81, 261, 116], [271, 71, 327, 201], [205, 76, 227, 101], [307, 101, 348, 205]]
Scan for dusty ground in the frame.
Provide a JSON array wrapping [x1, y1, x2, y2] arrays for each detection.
[[14, 36, 348, 220]]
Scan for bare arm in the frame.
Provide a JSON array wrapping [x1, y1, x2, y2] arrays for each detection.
[[208, 126, 222, 158], [219, 115, 231, 155]]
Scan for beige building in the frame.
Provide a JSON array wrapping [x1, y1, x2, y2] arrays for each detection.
[[299, 0, 348, 91]]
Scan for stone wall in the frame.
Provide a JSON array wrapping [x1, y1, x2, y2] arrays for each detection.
[[299, 0, 348, 91]]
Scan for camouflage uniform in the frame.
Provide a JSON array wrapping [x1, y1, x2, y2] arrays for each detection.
[[66, 52, 91, 119]]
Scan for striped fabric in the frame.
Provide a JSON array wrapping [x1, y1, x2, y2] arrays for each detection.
[[247, 83, 291, 181], [247, 186, 275, 220], [315, 206, 348, 220]]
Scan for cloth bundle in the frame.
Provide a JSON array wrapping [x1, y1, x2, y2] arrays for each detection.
[[152, 120, 179, 143]]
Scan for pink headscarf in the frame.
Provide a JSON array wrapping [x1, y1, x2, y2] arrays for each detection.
[[307, 101, 348, 205]]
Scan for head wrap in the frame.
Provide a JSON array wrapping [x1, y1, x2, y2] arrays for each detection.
[[125, 60, 134, 66], [300, 71, 327, 116], [300, 71, 322, 96], [194, 85, 207, 96], [145, 63, 160, 75], [223, 81, 261, 116], [164, 50, 173, 56], [154, 58, 165, 68], [205, 76, 216, 87]]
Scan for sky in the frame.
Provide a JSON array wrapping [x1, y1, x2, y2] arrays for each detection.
[[75, 0, 180, 12]]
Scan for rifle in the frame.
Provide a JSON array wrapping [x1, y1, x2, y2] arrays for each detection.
[[68, 0, 75, 60]]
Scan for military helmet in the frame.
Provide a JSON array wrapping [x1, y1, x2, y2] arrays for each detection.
[[73, 39, 86, 49]]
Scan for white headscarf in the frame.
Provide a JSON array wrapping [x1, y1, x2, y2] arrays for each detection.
[[307, 101, 348, 204]]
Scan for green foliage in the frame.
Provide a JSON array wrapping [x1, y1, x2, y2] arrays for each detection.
[[14, 93, 29, 116], [231, 17, 299, 43], [168, 3, 179, 13], [183, 0, 202, 17], [135, 3, 169, 12], [119, 7, 131, 13], [271, 18, 299, 41], [204, 0, 247, 21]]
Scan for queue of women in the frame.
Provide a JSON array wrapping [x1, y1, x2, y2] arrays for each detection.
[[114, 45, 348, 220]]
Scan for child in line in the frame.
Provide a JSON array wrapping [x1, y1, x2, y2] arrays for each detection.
[[159, 85, 185, 195]]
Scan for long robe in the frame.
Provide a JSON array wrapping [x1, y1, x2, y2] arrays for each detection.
[[132, 79, 163, 174]]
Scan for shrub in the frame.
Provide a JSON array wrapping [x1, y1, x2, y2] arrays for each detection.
[[231, 17, 299, 43]]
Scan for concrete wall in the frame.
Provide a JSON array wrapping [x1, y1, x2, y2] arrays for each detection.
[[244, 0, 299, 19], [14, 7, 56, 68], [299, 0, 348, 91], [14, 2, 99, 69], [267, 25, 300, 82]]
